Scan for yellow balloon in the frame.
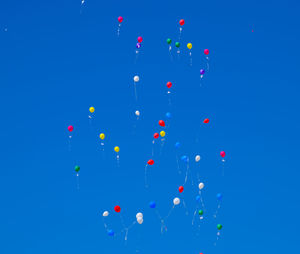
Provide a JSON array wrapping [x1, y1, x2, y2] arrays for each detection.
[[160, 131, 166, 137], [89, 107, 95, 113], [99, 133, 105, 140], [187, 43, 192, 50], [114, 146, 120, 153]]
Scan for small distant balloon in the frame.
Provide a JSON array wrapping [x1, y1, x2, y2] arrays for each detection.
[[220, 151, 226, 158], [198, 209, 204, 215], [103, 211, 109, 217], [159, 120, 165, 127], [147, 159, 154, 165], [204, 49, 209, 55], [195, 155, 201, 162], [198, 182, 204, 190], [160, 130, 166, 137], [118, 16, 123, 23], [68, 125, 74, 132], [114, 146, 120, 153], [89, 107, 95, 113], [137, 36, 143, 43], [153, 133, 159, 139], [179, 19, 185, 26], [134, 75, 140, 82], [181, 155, 188, 162], [187, 43, 192, 50], [99, 133, 105, 140], [196, 195, 200, 202], [200, 69, 205, 75], [136, 42, 141, 49], [166, 81, 172, 88], [135, 110, 140, 116], [107, 229, 114, 236], [175, 42, 180, 48], [114, 205, 121, 213], [173, 197, 180, 205], [167, 38, 172, 45], [74, 165, 80, 172], [217, 224, 223, 230], [216, 193, 223, 201], [175, 142, 181, 149], [166, 112, 171, 119], [203, 118, 209, 124], [149, 201, 156, 208], [179, 186, 184, 193]]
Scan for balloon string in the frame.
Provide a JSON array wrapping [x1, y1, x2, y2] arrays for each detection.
[[184, 159, 190, 185], [134, 82, 138, 101], [76, 173, 80, 190], [198, 191, 206, 211], [206, 56, 210, 71], [192, 207, 197, 225], [117, 23, 121, 37], [176, 154, 181, 174], [182, 199, 189, 215], [152, 140, 155, 156], [144, 164, 149, 188], [155, 209, 167, 233], [213, 203, 221, 219]]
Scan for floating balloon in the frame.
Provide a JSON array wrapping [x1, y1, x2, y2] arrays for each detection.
[[195, 155, 201, 162], [68, 125, 74, 132], [217, 224, 223, 230], [114, 205, 121, 213], [136, 212, 143, 219], [99, 133, 105, 140], [166, 112, 171, 119], [179, 186, 184, 193], [200, 69, 205, 75], [149, 201, 156, 208], [187, 43, 192, 50], [196, 195, 201, 202], [175, 42, 180, 48], [107, 229, 114, 236], [220, 151, 226, 158], [103, 211, 109, 217], [203, 118, 209, 124], [173, 197, 180, 205], [147, 159, 154, 165], [175, 142, 181, 149], [133, 75, 140, 82], [135, 110, 140, 116], [167, 38, 172, 45], [204, 49, 209, 55], [89, 107, 95, 113], [137, 36, 143, 43], [181, 155, 188, 162], [118, 16, 123, 23], [198, 182, 204, 190], [159, 120, 165, 127], [114, 146, 120, 153], [179, 19, 185, 26], [74, 165, 80, 172], [198, 209, 204, 215], [160, 131, 166, 137], [216, 193, 223, 201], [153, 133, 159, 139], [136, 42, 141, 49], [166, 81, 172, 88]]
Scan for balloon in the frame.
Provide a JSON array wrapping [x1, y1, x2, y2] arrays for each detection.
[[173, 197, 180, 205], [220, 151, 226, 158], [99, 133, 105, 140], [136, 42, 141, 49], [166, 81, 172, 88], [160, 131, 166, 137], [147, 159, 154, 165], [216, 193, 223, 201], [178, 186, 184, 193], [68, 125, 74, 132], [134, 75, 140, 82], [175, 42, 180, 48], [135, 110, 140, 116], [74, 165, 80, 172], [103, 211, 109, 217], [200, 69, 205, 75], [153, 133, 159, 139], [181, 155, 188, 162], [204, 49, 209, 55], [89, 107, 95, 113], [149, 201, 156, 208], [159, 120, 165, 127], [107, 229, 114, 236], [179, 19, 185, 26], [203, 118, 209, 124], [175, 142, 181, 149], [187, 43, 192, 50], [114, 205, 121, 213], [198, 209, 204, 215], [217, 224, 223, 230], [137, 36, 143, 43], [196, 195, 200, 202], [195, 155, 201, 162], [166, 112, 171, 119], [198, 182, 204, 190], [137, 217, 143, 224], [114, 146, 120, 153], [118, 16, 123, 23], [136, 212, 143, 219], [167, 38, 172, 45]]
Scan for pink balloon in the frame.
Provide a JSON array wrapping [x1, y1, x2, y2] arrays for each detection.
[[137, 36, 143, 43], [204, 49, 209, 55], [220, 151, 226, 158], [118, 16, 123, 23], [68, 125, 74, 132]]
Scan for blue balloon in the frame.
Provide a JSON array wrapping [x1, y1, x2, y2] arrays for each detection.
[[216, 193, 223, 201], [175, 142, 181, 149], [166, 112, 172, 119], [107, 229, 114, 236], [149, 201, 156, 208], [181, 155, 188, 162], [196, 195, 201, 202]]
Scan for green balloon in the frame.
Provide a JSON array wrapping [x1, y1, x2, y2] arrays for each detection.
[[75, 165, 80, 172], [167, 38, 172, 45], [217, 224, 223, 230], [175, 42, 180, 48], [198, 209, 204, 215]]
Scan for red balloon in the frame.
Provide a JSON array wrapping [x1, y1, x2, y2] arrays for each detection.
[[159, 120, 165, 127], [204, 49, 209, 55], [114, 205, 121, 213], [118, 16, 123, 23], [68, 125, 74, 132], [220, 151, 226, 158], [147, 159, 154, 165], [179, 186, 184, 193], [203, 118, 209, 124], [154, 133, 159, 139], [166, 81, 172, 88], [137, 36, 143, 43], [179, 19, 185, 26]]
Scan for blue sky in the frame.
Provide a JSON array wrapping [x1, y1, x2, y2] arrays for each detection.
[[0, 0, 300, 253]]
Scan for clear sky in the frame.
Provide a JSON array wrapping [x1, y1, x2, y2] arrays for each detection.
[[0, 0, 299, 253]]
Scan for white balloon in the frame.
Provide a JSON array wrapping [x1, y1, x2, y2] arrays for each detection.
[[135, 110, 140, 116], [195, 155, 201, 162], [136, 212, 143, 219], [103, 211, 109, 217], [137, 217, 143, 224], [173, 197, 180, 206], [133, 75, 140, 82], [198, 182, 204, 190]]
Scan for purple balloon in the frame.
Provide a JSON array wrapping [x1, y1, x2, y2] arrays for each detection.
[[136, 43, 141, 49], [200, 69, 205, 75]]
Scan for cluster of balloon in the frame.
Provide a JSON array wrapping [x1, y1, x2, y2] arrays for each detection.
[[136, 36, 143, 54], [117, 16, 123, 36]]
